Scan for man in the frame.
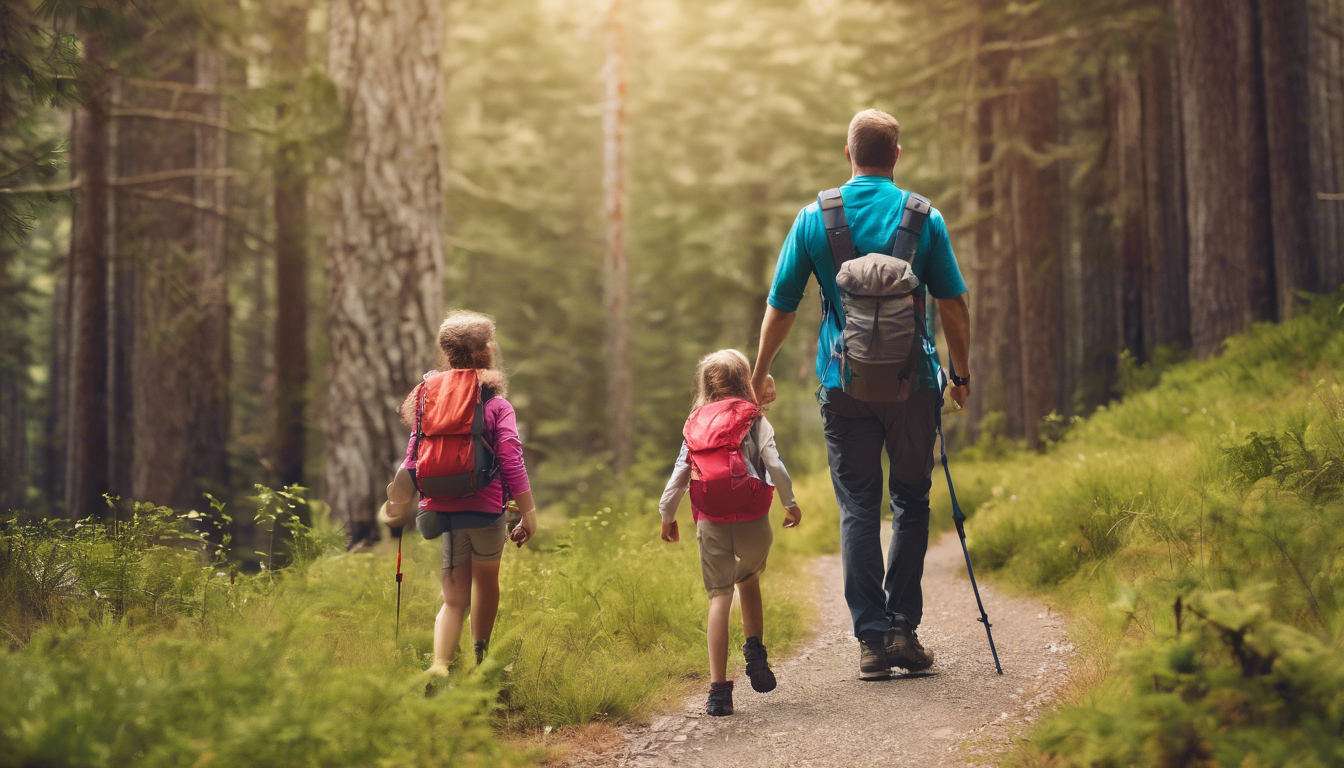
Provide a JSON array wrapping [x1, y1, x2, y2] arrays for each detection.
[[751, 109, 970, 680]]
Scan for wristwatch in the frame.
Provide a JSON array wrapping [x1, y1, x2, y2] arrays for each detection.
[[950, 372, 971, 387]]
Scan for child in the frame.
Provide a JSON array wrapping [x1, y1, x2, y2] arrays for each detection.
[[659, 349, 802, 717], [382, 310, 537, 676]]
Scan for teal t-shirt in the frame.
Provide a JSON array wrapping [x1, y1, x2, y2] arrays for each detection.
[[767, 175, 968, 393]]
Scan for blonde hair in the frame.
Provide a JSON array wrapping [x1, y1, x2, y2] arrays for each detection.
[[400, 310, 507, 426], [847, 109, 901, 168], [692, 349, 756, 410]]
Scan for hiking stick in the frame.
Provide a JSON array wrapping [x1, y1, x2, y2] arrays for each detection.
[[395, 531, 404, 646], [937, 392, 1004, 675]]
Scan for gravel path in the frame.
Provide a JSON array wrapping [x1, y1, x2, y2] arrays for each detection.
[[585, 531, 1074, 768]]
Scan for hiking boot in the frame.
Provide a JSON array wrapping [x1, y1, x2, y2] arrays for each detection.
[[885, 624, 935, 672], [858, 634, 892, 681], [742, 637, 777, 693], [474, 639, 489, 666], [706, 681, 734, 716]]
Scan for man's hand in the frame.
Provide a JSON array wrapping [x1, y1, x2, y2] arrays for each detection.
[[661, 520, 680, 543], [948, 383, 969, 409], [509, 508, 537, 547], [783, 505, 802, 529], [752, 373, 777, 406]]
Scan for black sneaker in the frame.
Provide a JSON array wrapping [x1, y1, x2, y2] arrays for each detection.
[[858, 634, 892, 681], [474, 639, 489, 666], [706, 681, 734, 716], [742, 637, 777, 693], [885, 624, 934, 671]]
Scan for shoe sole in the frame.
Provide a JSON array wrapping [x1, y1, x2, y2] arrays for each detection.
[[859, 668, 893, 681], [891, 655, 934, 672], [747, 669, 777, 693]]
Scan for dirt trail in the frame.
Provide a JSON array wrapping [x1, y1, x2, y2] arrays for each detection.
[[585, 532, 1074, 768]]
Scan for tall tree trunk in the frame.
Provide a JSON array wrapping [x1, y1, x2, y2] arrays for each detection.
[[121, 43, 232, 511], [1259, 0, 1317, 312], [107, 76, 134, 499], [274, 1, 309, 489], [326, 0, 446, 546], [40, 253, 71, 505], [1139, 38, 1192, 352], [1174, 0, 1276, 355], [1112, 67, 1145, 360], [0, 240, 29, 512], [604, 0, 631, 477], [1009, 77, 1065, 445], [1074, 78, 1118, 412], [967, 91, 1024, 439], [66, 27, 111, 520], [1307, 0, 1344, 288]]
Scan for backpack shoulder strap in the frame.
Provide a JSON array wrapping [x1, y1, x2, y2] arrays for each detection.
[[818, 188, 856, 274], [891, 192, 932, 263]]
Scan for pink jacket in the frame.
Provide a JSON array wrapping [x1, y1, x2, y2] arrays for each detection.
[[403, 396, 530, 514]]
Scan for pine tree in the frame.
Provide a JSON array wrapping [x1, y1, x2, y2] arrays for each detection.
[[325, 0, 446, 545]]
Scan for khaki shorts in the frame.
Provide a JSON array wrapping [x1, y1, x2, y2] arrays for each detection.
[[696, 514, 773, 597], [442, 516, 507, 570]]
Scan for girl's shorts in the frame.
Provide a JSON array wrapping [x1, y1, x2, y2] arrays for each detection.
[[695, 514, 773, 597], [442, 516, 507, 570]]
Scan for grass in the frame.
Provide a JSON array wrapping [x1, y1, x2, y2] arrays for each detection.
[[946, 293, 1344, 767], [0, 476, 834, 766]]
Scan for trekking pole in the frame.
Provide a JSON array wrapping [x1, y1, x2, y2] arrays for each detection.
[[939, 374, 1003, 675], [394, 529, 404, 646]]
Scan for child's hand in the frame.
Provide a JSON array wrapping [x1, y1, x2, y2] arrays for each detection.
[[510, 508, 537, 547], [660, 520, 680, 543], [783, 505, 802, 529]]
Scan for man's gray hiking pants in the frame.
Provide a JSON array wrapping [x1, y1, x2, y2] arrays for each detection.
[[820, 387, 938, 639]]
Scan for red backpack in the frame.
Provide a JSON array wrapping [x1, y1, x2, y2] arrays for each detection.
[[411, 370, 499, 500], [684, 398, 774, 523]]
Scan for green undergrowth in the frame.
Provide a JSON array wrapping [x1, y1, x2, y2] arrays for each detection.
[[952, 294, 1344, 767], [0, 482, 830, 766]]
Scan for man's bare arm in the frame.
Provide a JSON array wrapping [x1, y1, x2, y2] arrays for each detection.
[[751, 305, 796, 405], [936, 292, 970, 406]]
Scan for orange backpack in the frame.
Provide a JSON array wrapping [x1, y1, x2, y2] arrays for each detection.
[[411, 370, 499, 500]]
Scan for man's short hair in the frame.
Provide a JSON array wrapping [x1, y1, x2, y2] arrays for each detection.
[[847, 109, 901, 168]]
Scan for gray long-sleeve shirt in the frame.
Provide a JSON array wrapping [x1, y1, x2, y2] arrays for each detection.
[[659, 415, 796, 523]]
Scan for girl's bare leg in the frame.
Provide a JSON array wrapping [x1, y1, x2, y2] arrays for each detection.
[[431, 564, 472, 673], [470, 559, 501, 643], [707, 592, 734, 683], [737, 573, 764, 641]]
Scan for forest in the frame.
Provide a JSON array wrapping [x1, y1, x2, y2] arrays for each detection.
[[2, 0, 1343, 536], [2, 0, 1344, 766]]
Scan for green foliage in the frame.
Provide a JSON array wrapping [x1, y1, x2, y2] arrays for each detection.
[[1039, 592, 1344, 768], [949, 293, 1344, 765], [0, 486, 824, 765]]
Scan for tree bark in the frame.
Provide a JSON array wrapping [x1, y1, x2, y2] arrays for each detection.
[[120, 42, 232, 511], [1174, 0, 1276, 355], [274, 1, 309, 489], [604, 0, 632, 477], [1009, 77, 1065, 445], [0, 240, 29, 512], [1307, 0, 1344, 289], [66, 27, 111, 520], [1073, 77, 1118, 412], [967, 89, 1024, 439], [40, 253, 71, 506], [1259, 0, 1317, 312], [1139, 38, 1192, 353], [1112, 67, 1145, 361], [107, 75, 134, 500], [326, 0, 446, 546]]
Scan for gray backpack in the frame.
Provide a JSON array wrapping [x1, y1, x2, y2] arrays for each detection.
[[819, 188, 931, 403]]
